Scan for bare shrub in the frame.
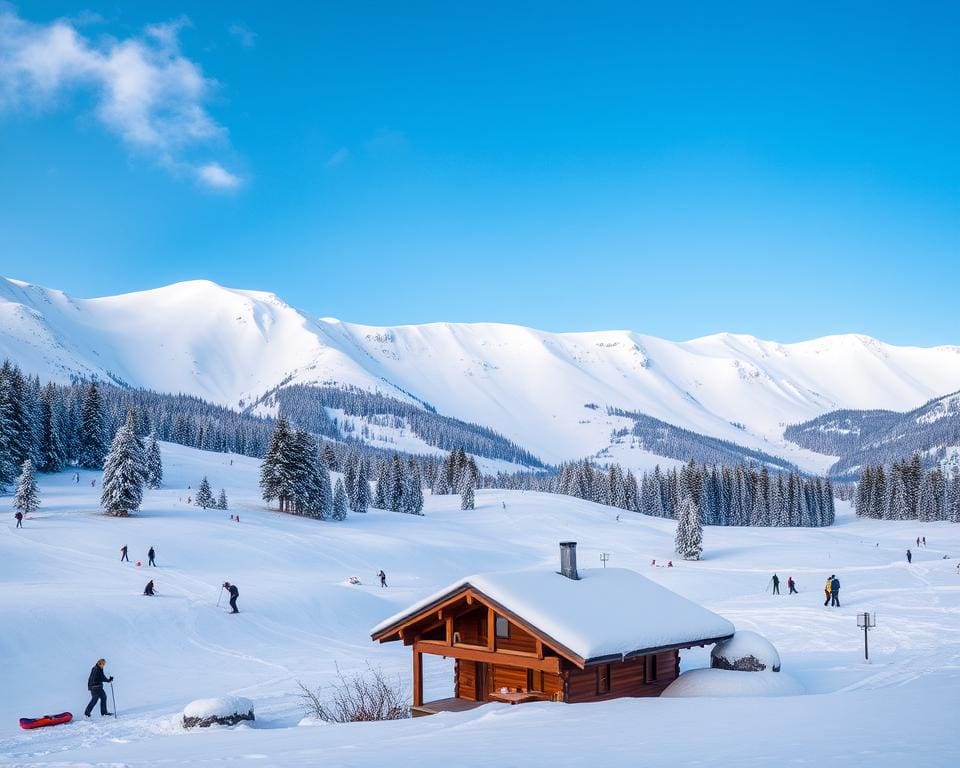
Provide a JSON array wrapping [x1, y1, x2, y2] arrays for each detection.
[[298, 663, 410, 722]]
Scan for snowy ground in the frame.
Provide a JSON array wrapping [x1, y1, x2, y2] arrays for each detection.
[[1, 442, 959, 767]]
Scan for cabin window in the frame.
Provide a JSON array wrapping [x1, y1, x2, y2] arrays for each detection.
[[596, 664, 611, 695], [495, 615, 509, 639], [645, 654, 658, 683]]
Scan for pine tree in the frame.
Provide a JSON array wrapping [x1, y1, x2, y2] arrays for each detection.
[[145, 434, 163, 488], [374, 461, 388, 509], [403, 458, 424, 515], [38, 383, 66, 473], [388, 453, 405, 512], [460, 465, 476, 511], [674, 494, 703, 560], [917, 471, 937, 522], [79, 382, 108, 469], [100, 415, 146, 517], [195, 476, 214, 508], [351, 457, 370, 513], [14, 459, 40, 516], [217, 489, 228, 510], [260, 418, 295, 512], [332, 477, 348, 521]]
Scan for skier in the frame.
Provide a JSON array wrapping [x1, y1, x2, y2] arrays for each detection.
[[787, 576, 798, 594], [771, 574, 780, 595], [14, 511, 23, 529], [144, 579, 155, 596], [223, 581, 239, 613], [823, 575, 832, 606], [148, 546, 156, 567], [83, 659, 114, 718], [830, 575, 841, 607], [378, 569, 387, 588], [906, 548, 912, 564], [120, 545, 129, 562]]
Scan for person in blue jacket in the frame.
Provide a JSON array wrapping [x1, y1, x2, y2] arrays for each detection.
[[830, 575, 841, 607]]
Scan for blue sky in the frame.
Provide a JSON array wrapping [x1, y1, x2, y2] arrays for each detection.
[[1, 2, 957, 344]]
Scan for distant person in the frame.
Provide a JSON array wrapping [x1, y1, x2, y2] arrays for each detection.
[[91, 478, 96, 487], [84, 659, 114, 718], [823, 576, 832, 606], [148, 547, 156, 567], [75, 473, 80, 484], [143, 579, 155, 596], [922, 536, 926, 547], [15, 511, 23, 528], [787, 576, 798, 594], [916, 537, 920, 548], [378, 569, 387, 588], [223, 582, 239, 613], [906, 549, 912, 564], [830, 575, 841, 607], [771, 574, 780, 595], [120, 545, 129, 562]]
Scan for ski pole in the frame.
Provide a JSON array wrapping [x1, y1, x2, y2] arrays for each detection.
[[216, 586, 224, 607], [110, 682, 117, 719]]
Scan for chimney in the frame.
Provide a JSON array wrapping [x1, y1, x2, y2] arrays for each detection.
[[559, 542, 579, 580]]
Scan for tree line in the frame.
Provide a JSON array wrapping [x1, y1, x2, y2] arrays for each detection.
[[854, 453, 960, 522]]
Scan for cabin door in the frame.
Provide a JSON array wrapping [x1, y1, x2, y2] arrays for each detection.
[[476, 663, 490, 700]]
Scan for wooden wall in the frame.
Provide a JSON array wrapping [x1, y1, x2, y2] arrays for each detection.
[[565, 650, 679, 703], [495, 622, 538, 654]]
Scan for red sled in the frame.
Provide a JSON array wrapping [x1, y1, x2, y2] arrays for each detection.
[[19, 712, 73, 729]]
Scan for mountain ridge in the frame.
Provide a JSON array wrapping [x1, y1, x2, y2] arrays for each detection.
[[3, 276, 960, 472]]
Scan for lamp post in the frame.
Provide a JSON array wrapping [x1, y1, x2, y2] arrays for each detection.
[[600, 552, 610, 569], [857, 612, 876, 662]]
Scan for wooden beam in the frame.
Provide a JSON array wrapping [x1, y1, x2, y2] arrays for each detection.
[[414, 641, 561, 674], [535, 639, 543, 660], [446, 616, 453, 644], [487, 608, 495, 651], [413, 651, 423, 707]]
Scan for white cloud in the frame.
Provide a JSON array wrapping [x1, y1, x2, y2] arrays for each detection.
[[0, 9, 242, 187], [228, 22, 256, 49], [197, 162, 242, 190]]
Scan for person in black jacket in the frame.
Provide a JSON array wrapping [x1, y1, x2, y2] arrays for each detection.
[[120, 545, 129, 562], [144, 579, 155, 596], [223, 582, 239, 613], [84, 659, 114, 717], [830, 575, 841, 607], [148, 546, 156, 567]]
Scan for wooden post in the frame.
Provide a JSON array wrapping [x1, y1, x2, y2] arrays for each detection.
[[413, 650, 423, 707], [487, 608, 495, 651]]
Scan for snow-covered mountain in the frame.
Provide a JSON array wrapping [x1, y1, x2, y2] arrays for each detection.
[[3, 276, 960, 472]]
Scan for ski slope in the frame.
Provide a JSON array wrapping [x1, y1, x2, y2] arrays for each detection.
[[4, 277, 960, 472], [1, 442, 959, 766]]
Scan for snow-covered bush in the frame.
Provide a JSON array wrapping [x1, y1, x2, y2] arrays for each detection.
[[711, 630, 781, 672], [298, 664, 409, 723], [662, 668, 803, 698], [182, 696, 254, 728]]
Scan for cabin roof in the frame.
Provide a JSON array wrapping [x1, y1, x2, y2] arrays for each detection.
[[371, 567, 735, 663]]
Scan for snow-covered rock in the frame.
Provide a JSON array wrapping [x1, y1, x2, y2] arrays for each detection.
[[662, 668, 804, 698], [711, 630, 781, 672], [182, 696, 255, 728]]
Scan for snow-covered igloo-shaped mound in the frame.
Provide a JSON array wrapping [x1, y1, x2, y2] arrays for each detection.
[[662, 668, 803, 698], [711, 630, 780, 672], [182, 696, 255, 728]]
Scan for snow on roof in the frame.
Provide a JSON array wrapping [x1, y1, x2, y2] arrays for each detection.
[[371, 567, 734, 662]]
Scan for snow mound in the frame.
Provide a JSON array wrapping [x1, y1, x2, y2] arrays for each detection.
[[662, 668, 804, 698], [711, 630, 781, 672], [182, 696, 255, 728]]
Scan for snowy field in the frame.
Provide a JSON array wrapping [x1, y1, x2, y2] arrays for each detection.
[[2, 442, 959, 767]]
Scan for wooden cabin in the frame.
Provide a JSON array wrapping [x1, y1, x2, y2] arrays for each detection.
[[371, 542, 734, 715]]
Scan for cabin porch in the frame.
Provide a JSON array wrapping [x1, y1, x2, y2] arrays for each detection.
[[410, 697, 486, 717]]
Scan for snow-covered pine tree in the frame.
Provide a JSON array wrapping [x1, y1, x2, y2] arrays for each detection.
[[14, 459, 40, 516], [433, 469, 450, 496], [260, 418, 296, 512], [217, 489, 228, 510], [100, 414, 147, 517], [79, 382, 108, 469], [145, 434, 163, 488], [403, 458, 424, 515], [949, 470, 960, 523], [39, 383, 66, 473], [332, 477, 348, 521], [351, 457, 370, 513], [674, 494, 703, 560], [344, 455, 358, 509], [460, 466, 476, 511], [916, 471, 937, 522], [195, 476, 214, 508], [388, 453, 405, 512]]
